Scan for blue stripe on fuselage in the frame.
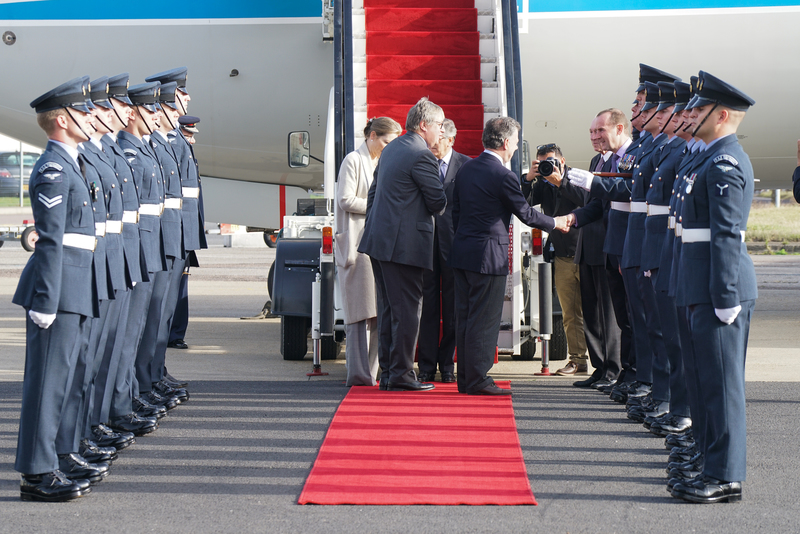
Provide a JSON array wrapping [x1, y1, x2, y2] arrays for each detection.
[[523, 0, 800, 11], [0, 0, 320, 19]]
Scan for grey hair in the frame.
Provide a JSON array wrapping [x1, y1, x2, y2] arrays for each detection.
[[405, 97, 444, 132], [442, 118, 457, 140], [482, 117, 520, 149], [597, 108, 632, 137]]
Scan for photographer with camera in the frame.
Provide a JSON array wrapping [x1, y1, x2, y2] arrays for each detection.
[[522, 144, 588, 376]]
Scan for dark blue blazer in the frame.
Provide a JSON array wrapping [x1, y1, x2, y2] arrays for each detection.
[[449, 152, 555, 275], [434, 150, 471, 263], [359, 131, 447, 270], [676, 135, 757, 308]]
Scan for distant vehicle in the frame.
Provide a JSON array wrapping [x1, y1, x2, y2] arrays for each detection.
[[0, 151, 40, 197]]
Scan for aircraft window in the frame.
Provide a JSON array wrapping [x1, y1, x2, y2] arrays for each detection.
[[288, 131, 311, 168]]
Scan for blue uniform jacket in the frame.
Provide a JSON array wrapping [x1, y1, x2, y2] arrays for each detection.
[[621, 133, 668, 268], [102, 135, 144, 285], [449, 152, 555, 276], [168, 129, 206, 251], [83, 142, 127, 293], [151, 131, 184, 259], [117, 131, 165, 274], [13, 142, 97, 317], [675, 135, 757, 308], [641, 137, 687, 272]]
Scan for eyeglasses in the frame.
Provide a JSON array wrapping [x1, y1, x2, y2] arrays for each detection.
[[428, 121, 445, 130]]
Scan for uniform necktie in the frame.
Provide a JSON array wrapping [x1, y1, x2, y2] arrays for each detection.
[[439, 159, 447, 184]]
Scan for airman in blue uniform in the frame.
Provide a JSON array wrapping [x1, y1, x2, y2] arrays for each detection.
[[13, 77, 100, 502], [671, 71, 756, 504]]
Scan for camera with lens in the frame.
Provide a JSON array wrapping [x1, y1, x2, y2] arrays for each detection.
[[537, 157, 562, 178]]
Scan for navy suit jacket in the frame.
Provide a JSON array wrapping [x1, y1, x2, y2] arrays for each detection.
[[435, 150, 471, 262], [449, 151, 555, 276], [359, 131, 447, 270]]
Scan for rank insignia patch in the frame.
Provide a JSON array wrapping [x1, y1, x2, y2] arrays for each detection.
[[716, 183, 729, 197], [38, 193, 63, 209]]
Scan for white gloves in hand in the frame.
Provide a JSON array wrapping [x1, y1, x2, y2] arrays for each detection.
[[29, 310, 56, 329], [566, 168, 595, 190], [714, 305, 742, 325], [643, 270, 651, 278]]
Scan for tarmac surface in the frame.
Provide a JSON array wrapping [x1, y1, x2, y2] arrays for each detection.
[[0, 236, 798, 533]]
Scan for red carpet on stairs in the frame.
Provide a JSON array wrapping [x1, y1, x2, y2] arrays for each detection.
[[297, 381, 537, 505], [365, 0, 485, 157]]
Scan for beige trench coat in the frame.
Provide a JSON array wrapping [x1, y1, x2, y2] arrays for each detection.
[[335, 142, 377, 324]]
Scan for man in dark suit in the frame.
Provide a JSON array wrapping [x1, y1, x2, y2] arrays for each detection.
[[417, 119, 470, 384], [449, 117, 569, 395], [359, 97, 448, 392]]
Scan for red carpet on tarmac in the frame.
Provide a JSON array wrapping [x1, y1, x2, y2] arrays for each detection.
[[298, 381, 537, 505]]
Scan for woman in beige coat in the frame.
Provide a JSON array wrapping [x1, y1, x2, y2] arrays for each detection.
[[335, 117, 402, 386]]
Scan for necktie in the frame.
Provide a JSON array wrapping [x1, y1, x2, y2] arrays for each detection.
[[594, 156, 604, 172], [611, 153, 621, 172], [439, 159, 447, 184]]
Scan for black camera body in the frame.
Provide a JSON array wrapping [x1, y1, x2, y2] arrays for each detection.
[[537, 157, 562, 178]]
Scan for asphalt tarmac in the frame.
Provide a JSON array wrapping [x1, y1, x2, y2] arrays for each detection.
[[0, 240, 798, 533]]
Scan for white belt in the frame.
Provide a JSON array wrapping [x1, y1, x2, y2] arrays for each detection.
[[164, 198, 183, 209], [630, 201, 647, 213], [668, 216, 676, 229], [682, 229, 746, 243], [647, 205, 670, 216], [182, 187, 200, 199], [122, 211, 139, 224], [95, 222, 106, 237], [63, 233, 97, 251], [675, 223, 683, 237], [106, 220, 123, 234], [610, 201, 631, 212], [139, 204, 162, 216]]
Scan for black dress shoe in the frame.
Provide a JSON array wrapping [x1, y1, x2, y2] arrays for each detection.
[[379, 379, 388, 391], [142, 389, 179, 411], [153, 380, 189, 403], [440, 371, 456, 383], [651, 415, 692, 437], [21, 471, 84, 502], [91, 424, 135, 450], [416, 372, 435, 383], [133, 395, 168, 419], [591, 378, 616, 390], [469, 384, 512, 396], [108, 413, 158, 436], [164, 368, 189, 388], [573, 374, 600, 388], [58, 453, 109, 484], [168, 339, 189, 349], [665, 430, 695, 450], [608, 382, 630, 403], [387, 380, 435, 391], [667, 473, 701, 492], [669, 444, 699, 464], [79, 439, 118, 464], [598, 381, 617, 394], [671, 476, 742, 503]]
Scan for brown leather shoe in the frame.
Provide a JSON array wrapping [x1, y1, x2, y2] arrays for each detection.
[[556, 362, 588, 376]]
